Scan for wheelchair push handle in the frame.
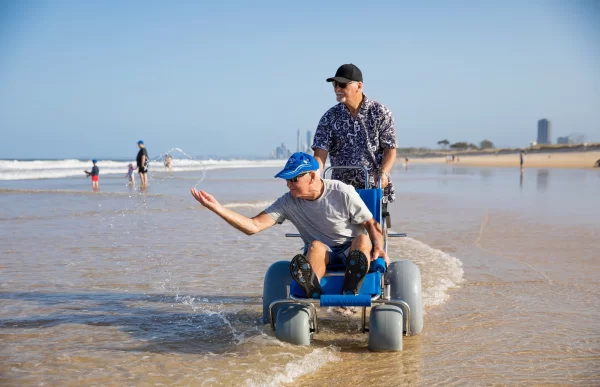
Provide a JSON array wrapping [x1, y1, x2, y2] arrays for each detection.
[[323, 165, 382, 189]]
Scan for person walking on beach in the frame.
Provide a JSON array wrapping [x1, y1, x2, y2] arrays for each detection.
[[190, 152, 388, 298], [312, 63, 397, 207], [85, 159, 100, 191], [136, 141, 149, 187], [520, 151, 525, 171]]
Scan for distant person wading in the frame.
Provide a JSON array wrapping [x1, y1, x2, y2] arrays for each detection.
[[136, 140, 149, 187]]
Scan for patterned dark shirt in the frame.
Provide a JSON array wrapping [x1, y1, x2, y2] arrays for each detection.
[[312, 95, 397, 203]]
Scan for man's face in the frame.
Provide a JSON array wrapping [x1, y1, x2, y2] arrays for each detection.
[[286, 171, 313, 198], [333, 81, 361, 103]]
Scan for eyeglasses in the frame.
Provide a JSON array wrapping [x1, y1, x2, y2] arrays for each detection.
[[332, 81, 357, 89], [287, 172, 309, 183]]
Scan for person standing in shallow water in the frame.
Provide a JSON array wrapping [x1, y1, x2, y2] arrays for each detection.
[[85, 159, 99, 191], [312, 63, 397, 207], [125, 163, 135, 187], [136, 140, 149, 187]]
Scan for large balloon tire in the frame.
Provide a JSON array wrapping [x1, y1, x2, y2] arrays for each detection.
[[262, 261, 293, 324], [385, 260, 424, 335], [368, 304, 404, 351], [275, 304, 312, 346]]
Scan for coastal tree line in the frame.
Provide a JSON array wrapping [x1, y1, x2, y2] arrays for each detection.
[[437, 139, 495, 150]]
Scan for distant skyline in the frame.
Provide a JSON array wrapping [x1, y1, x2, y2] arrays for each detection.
[[1, 1, 599, 159]]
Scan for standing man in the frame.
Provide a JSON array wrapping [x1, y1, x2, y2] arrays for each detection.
[[136, 140, 149, 187], [312, 63, 397, 205]]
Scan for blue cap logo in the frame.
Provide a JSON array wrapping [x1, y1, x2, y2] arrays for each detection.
[[274, 152, 319, 179]]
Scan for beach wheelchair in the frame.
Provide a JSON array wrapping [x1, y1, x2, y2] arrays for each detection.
[[262, 166, 423, 351]]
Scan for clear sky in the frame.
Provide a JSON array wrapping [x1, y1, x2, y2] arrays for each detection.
[[1, 0, 599, 159]]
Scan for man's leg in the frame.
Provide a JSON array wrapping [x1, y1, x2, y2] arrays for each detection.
[[342, 234, 373, 295], [349, 234, 372, 269], [305, 240, 330, 280], [290, 241, 329, 298]]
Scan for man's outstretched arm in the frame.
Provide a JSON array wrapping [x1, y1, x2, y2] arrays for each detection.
[[191, 188, 276, 235]]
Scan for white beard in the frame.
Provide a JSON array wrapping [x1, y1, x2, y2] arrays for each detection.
[[336, 94, 346, 103]]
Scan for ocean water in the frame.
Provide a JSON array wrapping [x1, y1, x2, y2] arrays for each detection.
[[0, 159, 598, 386]]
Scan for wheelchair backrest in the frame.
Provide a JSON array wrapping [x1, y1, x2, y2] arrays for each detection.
[[356, 188, 383, 224]]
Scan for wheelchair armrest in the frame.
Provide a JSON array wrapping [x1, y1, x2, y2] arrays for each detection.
[[370, 257, 387, 273]]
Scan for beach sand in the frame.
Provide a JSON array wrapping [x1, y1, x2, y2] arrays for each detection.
[[409, 150, 600, 169]]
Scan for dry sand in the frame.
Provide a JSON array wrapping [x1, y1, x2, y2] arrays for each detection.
[[408, 151, 600, 169]]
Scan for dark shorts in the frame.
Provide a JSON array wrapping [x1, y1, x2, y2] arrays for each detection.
[[303, 241, 352, 267], [139, 167, 148, 174]]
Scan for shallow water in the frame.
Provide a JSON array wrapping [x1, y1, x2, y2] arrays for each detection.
[[1, 164, 599, 385]]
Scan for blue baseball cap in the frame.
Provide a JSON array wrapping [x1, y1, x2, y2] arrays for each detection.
[[275, 152, 319, 179], [92, 159, 97, 163], [137, 140, 144, 145]]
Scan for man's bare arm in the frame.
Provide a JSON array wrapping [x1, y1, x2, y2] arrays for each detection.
[[381, 148, 396, 174], [363, 218, 389, 263], [313, 148, 328, 172], [191, 189, 276, 235], [379, 148, 397, 188]]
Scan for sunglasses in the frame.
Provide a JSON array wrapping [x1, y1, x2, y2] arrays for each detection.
[[332, 80, 357, 89], [287, 172, 309, 183]]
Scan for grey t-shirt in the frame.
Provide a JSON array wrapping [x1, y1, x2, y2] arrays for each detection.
[[264, 179, 373, 247]]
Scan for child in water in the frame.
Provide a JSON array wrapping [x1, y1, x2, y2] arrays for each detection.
[[84, 159, 100, 191], [126, 163, 135, 186]]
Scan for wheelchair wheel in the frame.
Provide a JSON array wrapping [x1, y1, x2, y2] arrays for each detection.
[[275, 304, 312, 345], [385, 260, 424, 335], [262, 261, 293, 324], [368, 304, 403, 351]]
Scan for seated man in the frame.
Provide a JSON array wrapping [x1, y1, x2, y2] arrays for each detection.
[[190, 152, 388, 298]]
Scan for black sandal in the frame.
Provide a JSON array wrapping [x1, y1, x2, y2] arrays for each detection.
[[342, 250, 369, 295], [289, 254, 322, 299]]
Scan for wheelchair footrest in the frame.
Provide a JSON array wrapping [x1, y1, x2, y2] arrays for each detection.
[[320, 295, 372, 307]]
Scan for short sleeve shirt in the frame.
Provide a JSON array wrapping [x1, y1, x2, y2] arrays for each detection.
[[137, 148, 149, 167], [312, 95, 397, 203], [264, 179, 373, 247]]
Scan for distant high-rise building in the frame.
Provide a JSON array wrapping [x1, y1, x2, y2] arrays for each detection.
[[297, 128, 302, 152], [537, 119, 552, 144], [557, 136, 572, 145], [306, 130, 312, 153]]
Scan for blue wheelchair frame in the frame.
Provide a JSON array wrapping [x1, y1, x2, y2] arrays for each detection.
[[268, 166, 411, 336]]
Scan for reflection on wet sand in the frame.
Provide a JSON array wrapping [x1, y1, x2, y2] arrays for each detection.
[[536, 169, 550, 191]]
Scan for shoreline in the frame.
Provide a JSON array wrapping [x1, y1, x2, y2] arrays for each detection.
[[405, 150, 600, 169]]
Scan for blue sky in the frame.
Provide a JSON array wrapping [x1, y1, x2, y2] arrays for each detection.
[[1, 0, 599, 159]]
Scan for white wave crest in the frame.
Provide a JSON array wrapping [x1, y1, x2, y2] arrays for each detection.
[[244, 347, 341, 387], [388, 236, 464, 307], [0, 158, 284, 180]]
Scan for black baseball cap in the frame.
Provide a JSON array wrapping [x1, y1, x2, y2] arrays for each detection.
[[326, 64, 363, 83]]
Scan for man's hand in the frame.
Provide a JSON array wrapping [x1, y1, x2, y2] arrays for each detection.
[[378, 173, 390, 189], [371, 243, 390, 265], [190, 188, 221, 212]]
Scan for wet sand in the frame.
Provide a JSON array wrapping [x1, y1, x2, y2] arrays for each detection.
[[1, 165, 599, 386], [408, 150, 600, 169]]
